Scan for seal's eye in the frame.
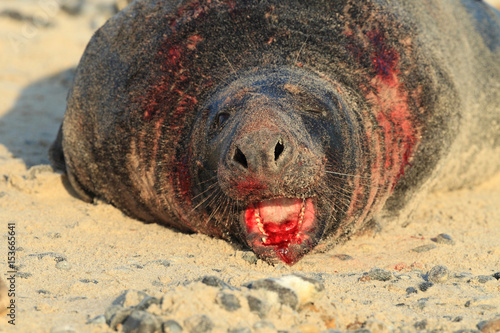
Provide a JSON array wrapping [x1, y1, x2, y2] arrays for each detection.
[[214, 112, 230, 129]]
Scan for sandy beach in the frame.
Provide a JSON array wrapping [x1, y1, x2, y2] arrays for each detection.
[[0, 1, 499, 332]]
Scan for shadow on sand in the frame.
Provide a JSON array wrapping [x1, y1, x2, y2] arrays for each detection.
[[0, 68, 74, 167]]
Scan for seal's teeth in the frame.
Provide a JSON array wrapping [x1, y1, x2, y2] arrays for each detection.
[[255, 214, 267, 235], [298, 199, 306, 227]]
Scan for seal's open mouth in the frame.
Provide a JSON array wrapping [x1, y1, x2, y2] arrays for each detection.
[[244, 197, 316, 264]]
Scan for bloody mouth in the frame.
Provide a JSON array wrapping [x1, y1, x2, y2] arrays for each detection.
[[244, 197, 316, 264]]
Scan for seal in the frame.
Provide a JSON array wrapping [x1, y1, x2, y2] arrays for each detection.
[[50, 0, 500, 264]]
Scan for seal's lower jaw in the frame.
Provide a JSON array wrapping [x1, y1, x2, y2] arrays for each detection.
[[243, 198, 316, 265]]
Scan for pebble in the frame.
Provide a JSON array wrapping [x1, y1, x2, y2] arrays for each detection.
[[411, 244, 437, 253], [135, 296, 161, 311], [419, 282, 433, 292], [367, 268, 393, 281], [107, 307, 133, 330], [122, 310, 160, 333], [246, 275, 325, 312], [433, 233, 455, 245], [60, 0, 86, 16], [248, 277, 299, 309], [200, 276, 231, 289], [162, 320, 183, 333], [55, 260, 72, 271], [406, 287, 418, 295], [239, 251, 258, 265], [184, 314, 214, 333], [427, 265, 449, 283], [246, 295, 266, 317], [414, 320, 427, 330], [473, 275, 495, 284], [493, 272, 500, 280], [216, 292, 241, 312]]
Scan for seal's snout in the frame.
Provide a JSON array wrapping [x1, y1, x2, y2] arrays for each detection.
[[229, 130, 291, 174]]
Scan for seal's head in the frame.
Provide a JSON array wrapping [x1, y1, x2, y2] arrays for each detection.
[[191, 68, 357, 264]]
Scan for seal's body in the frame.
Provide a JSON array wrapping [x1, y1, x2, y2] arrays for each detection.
[[51, 0, 500, 264]]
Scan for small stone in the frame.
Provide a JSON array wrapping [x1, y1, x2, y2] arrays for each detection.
[[135, 296, 160, 311], [247, 295, 266, 317], [79, 279, 98, 284], [108, 307, 133, 330], [246, 278, 299, 310], [162, 320, 183, 333], [427, 265, 449, 283], [433, 233, 455, 245], [414, 320, 427, 330], [240, 251, 258, 265], [200, 276, 230, 289], [151, 259, 171, 268], [411, 244, 437, 253], [453, 316, 463, 322], [122, 310, 160, 333], [105, 305, 123, 325], [454, 330, 481, 333], [216, 292, 241, 312], [474, 275, 495, 284], [332, 254, 353, 261], [60, 0, 85, 15], [367, 268, 393, 281], [397, 274, 411, 280], [478, 317, 500, 333], [419, 282, 433, 292], [55, 261, 72, 271], [493, 272, 500, 280], [454, 272, 474, 281], [184, 314, 214, 333], [406, 287, 418, 295]]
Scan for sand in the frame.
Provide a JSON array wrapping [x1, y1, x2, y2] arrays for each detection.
[[0, 1, 499, 332]]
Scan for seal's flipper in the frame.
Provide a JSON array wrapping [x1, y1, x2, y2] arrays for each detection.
[[49, 124, 66, 172]]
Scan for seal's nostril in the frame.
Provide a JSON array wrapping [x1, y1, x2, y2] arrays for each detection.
[[233, 147, 248, 169], [274, 139, 284, 162]]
